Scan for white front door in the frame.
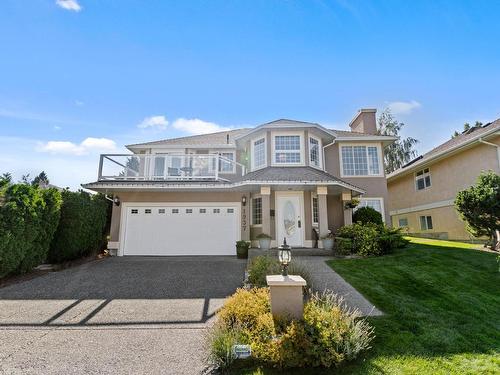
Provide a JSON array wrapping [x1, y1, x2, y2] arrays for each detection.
[[275, 192, 304, 247]]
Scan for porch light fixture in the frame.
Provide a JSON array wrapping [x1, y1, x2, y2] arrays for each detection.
[[242, 196, 247, 206], [278, 238, 291, 276], [113, 196, 121, 206]]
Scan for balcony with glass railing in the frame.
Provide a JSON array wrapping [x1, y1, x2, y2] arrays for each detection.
[[98, 154, 246, 182]]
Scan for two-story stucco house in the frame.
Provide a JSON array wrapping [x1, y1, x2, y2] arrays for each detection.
[[387, 119, 500, 241], [83, 108, 396, 256]]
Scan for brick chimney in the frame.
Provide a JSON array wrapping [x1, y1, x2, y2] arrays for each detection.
[[349, 108, 377, 134]]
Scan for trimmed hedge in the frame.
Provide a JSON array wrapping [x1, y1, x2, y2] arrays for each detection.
[[353, 206, 383, 225], [0, 184, 62, 277], [48, 191, 109, 263]]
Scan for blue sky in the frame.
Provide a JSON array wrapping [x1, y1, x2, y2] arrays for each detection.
[[1, 0, 499, 189]]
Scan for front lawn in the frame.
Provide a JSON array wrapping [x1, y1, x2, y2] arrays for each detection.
[[237, 237, 500, 374]]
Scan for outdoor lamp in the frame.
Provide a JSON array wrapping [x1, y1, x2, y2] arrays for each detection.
[[113, 196, 121, 206], [242, 196, 247, 206], [278, 238, 292, 276]]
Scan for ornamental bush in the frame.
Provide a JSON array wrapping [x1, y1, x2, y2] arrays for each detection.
[[0, 184, 62, 277], [206, 288, 374, 371], [353, 206, 383, 225], [48, 190, 110, 263]]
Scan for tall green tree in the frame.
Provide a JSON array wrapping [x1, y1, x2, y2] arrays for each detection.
[[32, 171, 50, 187], [377, 108, 419, 174], [455, 171, 500, 250]]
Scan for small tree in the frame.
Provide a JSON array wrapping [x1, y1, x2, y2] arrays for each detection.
[[32, 171, 50, 188], [455, 171, 500, 250]]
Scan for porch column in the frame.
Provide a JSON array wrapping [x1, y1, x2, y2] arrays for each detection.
[[317, 186, 329, 237], [261, 186, 272, 237], [342, 191, 353, 226]]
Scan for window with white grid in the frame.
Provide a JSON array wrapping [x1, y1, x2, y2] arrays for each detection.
[[354, 198, 384, 221], [274, 135, 301, 164], [252, 197, 262, 225], [252, 138, 266, 169], [341, 145, 381, 176], [309, 137, 320, 167]]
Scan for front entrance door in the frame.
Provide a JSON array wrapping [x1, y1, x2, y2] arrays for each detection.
[[275, 192, 304, 247]]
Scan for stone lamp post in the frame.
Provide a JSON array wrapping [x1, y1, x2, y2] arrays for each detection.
[[266, 238, 307, 319]]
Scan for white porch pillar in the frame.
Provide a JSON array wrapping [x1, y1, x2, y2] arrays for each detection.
[[342, 191, 353, 226], [317, 186, 329, 237], [261, 186, 271, 237]]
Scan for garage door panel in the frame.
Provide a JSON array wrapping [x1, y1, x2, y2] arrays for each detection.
[[122, 204, 240, 256]]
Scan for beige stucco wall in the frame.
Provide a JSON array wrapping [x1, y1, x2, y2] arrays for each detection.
[[387, 136, 500, 241], [388, 136, 500, 211], [325, 142, 390, 223]]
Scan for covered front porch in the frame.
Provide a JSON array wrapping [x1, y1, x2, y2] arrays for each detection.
[[246, 184, 362, 249]]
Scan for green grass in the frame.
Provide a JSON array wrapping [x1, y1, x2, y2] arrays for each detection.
[[234, 237, 500, 374]]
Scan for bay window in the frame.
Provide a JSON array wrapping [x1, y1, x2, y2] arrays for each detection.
[[252, 137, 266, 170], [273, 134, 302, 164], [309, 136, 321, 168]]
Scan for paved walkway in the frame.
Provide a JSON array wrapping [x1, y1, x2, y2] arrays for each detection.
[[297, 256, 383, 316]]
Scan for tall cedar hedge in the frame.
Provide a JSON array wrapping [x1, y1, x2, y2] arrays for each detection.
[[0, 185, 110, 277], [48, 190, 109, 263], [0, 185, 62, 277]]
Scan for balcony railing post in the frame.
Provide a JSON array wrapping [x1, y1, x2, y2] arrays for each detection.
[[98, 154, 104, 181], [215, 154, 219, 181]]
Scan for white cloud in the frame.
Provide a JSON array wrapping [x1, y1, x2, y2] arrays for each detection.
[[137, 115, 169, 130], [75, 100, 84, 106], [172, 118, 230, 135], [37, 137, 116, 156], [55, 0, 82, 12], [53, 125, 62, 131], [387, 100, 422, 115]]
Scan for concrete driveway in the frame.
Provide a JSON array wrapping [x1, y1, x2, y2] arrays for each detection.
[[0, 256, 246, 374]]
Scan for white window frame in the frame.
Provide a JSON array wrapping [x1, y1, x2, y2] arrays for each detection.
[[415, 168, 432, 191], [339, 143, 384, 178], [308, 135, 322, 169], [355, 197, 385, 222], [218, 151, 236, 174], [419, 215, 433, 230], [251, 136, 267, 171], [251, 195, 263, 226], [271, 131, 305, 166], [311, 193, 319, 227]]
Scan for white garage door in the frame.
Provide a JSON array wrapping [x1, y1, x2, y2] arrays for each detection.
[[121, 203, 241, 256]]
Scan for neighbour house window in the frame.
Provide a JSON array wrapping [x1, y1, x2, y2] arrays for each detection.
[[312, 195, 319, 226], [309, 137, 321, 168], [252, 138, 266, 169], [341, 145, 381, 176], [398, 218, 408, 227], [219, 152, 235, 173], [154, 156, 166, 177], [415, 168, 431, 190], [252, 197, 262, 225], [355, 198, 384, 220], [274, 135, 302, 164], [420, 216, 433, 230]]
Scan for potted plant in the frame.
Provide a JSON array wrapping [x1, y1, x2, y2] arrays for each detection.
[[321, 230, 335, 251], [344, 198, 360, 210], [236, 240, 250, 259], [256, 233, 272, 250]]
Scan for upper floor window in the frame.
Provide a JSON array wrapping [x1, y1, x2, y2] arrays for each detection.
[[341, 145, 381, 176], [252, 137, 266, 170], [219, 152, 235, 173], [273, 134, 302, 164], [309, 137, 321, 168], [415, 168, 431, 190]]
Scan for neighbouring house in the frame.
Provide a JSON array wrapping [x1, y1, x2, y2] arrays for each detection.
[[82, 108, 396, 256], [387, 119, 500, 241]]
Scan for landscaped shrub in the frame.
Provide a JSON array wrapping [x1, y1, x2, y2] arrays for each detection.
[[0, 184, 62, 277], [206, 288, 374, 371], [353, 206, 383, 225], [247, 256, 311, 287], [49, 190, 110, 263], [336, 223, 408, 256]]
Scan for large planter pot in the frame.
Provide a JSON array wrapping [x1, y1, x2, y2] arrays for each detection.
[[322, 238, 334, 251], [236, 245, 248, 259], [258, 238, 271, 250]]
